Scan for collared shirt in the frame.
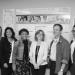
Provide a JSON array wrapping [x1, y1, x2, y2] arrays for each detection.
[[50, 38, 59, 61], [9, 41, 15, 63], [71, 39, 75, 63]]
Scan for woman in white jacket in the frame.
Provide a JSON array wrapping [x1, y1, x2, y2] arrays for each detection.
[[29, 30, 48, 75]]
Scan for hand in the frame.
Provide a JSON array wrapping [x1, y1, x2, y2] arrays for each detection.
[[36, 64, 40, 69], [34, 64, 39, 69], [3, 63, 8, 68], [12, 64, 16, 71], [45, 69, 50, 75], [58, 71, 63, 75]]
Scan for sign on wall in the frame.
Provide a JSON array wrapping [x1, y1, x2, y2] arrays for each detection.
[[16, 14, 70, 24]]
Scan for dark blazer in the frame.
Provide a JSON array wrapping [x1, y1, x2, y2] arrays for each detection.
[[0, 37, 4, 67], [48, 35, 70, 73], [68, 40, 73, 70], [0, 37, 17, 66]]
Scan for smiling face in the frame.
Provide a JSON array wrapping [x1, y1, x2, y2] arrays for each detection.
[[53, 25, 61, 38], [6, 29, 12, 38], [20, 31, 28, 40], [36, 31, 44, 41]]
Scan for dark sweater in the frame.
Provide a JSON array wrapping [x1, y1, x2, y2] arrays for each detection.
[[0, 37, 17, 65]]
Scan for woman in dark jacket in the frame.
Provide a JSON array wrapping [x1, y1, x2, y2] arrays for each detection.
[[12, 28, 31, 75], [1, 27, 17, 75]]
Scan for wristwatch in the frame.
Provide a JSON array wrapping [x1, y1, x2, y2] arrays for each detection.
[[60, 69, 63, 72]]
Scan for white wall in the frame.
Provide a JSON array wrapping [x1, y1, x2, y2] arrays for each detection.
[[0, 0, 74, 42], [2, 8, 72, 43]]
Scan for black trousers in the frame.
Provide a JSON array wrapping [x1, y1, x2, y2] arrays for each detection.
[[1, 63, 13, 75], [50, 60, 66, 75], [70, 64, 75, 75], [31, 64, 46, 75]]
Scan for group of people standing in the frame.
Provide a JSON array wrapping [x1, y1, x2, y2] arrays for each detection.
[[0, 24, 75, 75]]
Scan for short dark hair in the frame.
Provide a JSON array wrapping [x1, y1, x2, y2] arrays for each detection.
[[19, 28, 29, 35], [35, 30, 45, 41], [4, 27, 15, 39], [53, 24, 63, 31]]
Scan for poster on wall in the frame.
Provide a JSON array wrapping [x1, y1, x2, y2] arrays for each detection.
[[16, 8, 71, 24], [16, 14, 70, 24]]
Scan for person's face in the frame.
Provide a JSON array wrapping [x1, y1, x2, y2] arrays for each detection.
[[20, 31, 28, 40], [36, 31, 43, 41], [24, 17, 26, 21], [72, 27, 75, 38], [6, 29, 12, 38], [53, 26, 61, 38], [27, 16, 31, 21], [34, 16, 40, 21]]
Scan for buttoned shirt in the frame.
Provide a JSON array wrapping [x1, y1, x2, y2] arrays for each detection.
[[50, 38, 59, 61], [9, 41, 15, 63], [71, 39, 75, 63]]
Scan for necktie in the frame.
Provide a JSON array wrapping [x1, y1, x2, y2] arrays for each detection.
[[23, 40, 28, 61], [35, 46, 40, 63]]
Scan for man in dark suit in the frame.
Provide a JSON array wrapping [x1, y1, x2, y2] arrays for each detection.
[[0, 26, 3, 74], [0, 26, 2, 65], [69, 25, 75, 75]]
